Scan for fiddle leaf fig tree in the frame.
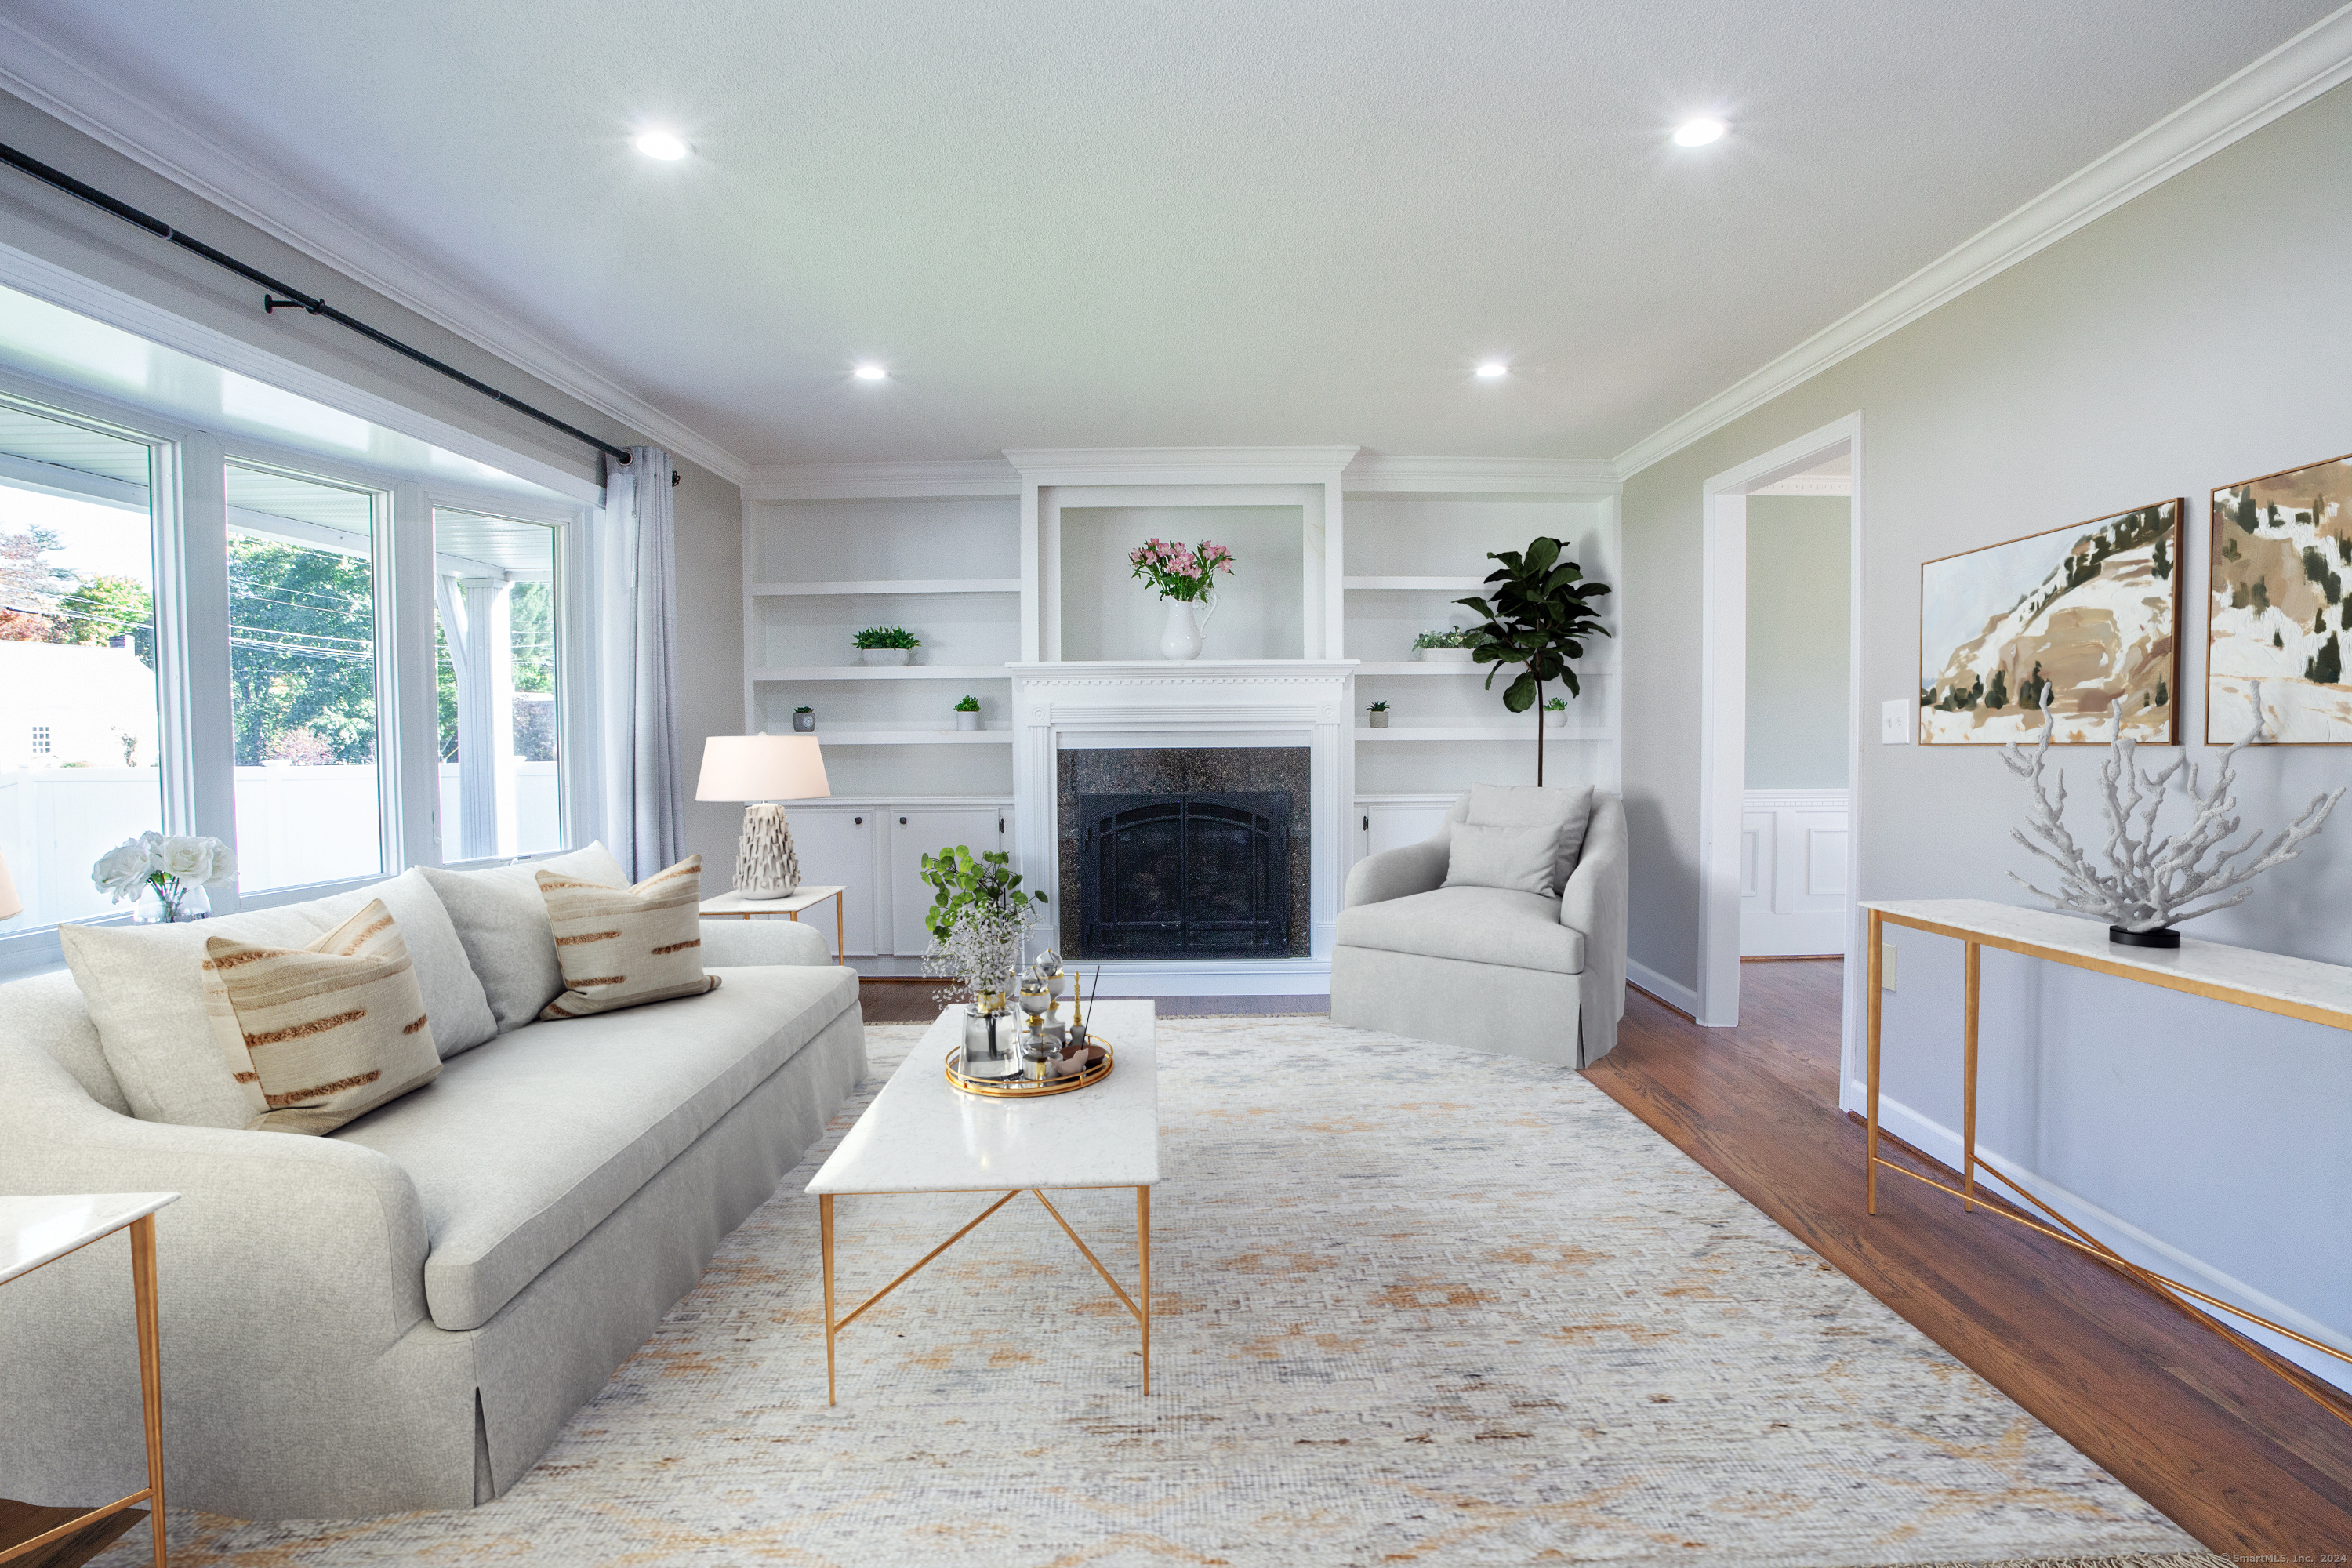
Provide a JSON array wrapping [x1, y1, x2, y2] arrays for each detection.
[[1454, 535, 1613, 785]]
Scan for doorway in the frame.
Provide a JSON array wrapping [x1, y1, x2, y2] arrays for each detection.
[[1695, 414, 1864, 1039]]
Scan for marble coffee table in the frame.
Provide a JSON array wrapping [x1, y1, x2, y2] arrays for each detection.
[[806, 998, 1159, 1403]]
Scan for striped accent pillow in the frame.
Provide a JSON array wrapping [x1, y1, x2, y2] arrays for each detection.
[[201, 899, 442, 1135], [535, 855, 721, 1020]]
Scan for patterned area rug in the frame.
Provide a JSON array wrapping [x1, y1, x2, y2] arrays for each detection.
[[100, 1017, 2212, 1568]]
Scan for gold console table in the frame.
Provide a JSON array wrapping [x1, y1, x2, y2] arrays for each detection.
[[1861, 898, 2352, 1427]]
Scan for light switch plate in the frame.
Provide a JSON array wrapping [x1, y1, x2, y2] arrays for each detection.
[[1881, 698, 1911, 744], [1880, 942, 1899, 991]]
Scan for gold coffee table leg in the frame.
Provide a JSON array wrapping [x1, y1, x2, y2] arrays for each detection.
[[819, 1194, 837, 1407], [1138, 1186, 1151, 1395]]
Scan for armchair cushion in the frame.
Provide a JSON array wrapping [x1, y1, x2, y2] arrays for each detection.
[[1334, 885, 1587, 975], [1442, 821, 1560, 896], [1467, 783, 1592, 890]]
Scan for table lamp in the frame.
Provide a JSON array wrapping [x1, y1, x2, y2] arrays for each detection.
[[695, 735, 830, 898], [0, 847, 19, 921]]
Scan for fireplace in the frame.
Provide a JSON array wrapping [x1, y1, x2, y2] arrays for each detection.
[[1055, 745, 1312, 960], [1077, 793, 1291, 956]]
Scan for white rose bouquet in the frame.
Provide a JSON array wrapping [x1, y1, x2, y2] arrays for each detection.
[[92, 832, 237, 922]]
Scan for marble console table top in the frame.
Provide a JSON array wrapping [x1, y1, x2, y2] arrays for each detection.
[[0, 1192, 178, 1285], [1864, 898, 2352, 1030], [809, 1000, 1160, 1194]]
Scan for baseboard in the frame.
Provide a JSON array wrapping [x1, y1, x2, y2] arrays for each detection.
[[1626, 958, 1700, 1019], [1861, 1086, 2352, 1395]]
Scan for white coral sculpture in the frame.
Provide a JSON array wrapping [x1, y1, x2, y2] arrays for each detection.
[[2001, 681, 2343, 932]]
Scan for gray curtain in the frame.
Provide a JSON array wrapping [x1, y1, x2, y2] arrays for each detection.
[[600, 446, 683, 880]]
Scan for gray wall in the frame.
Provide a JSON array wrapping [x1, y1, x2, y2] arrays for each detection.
[[1621, 81, 2352, 1380], [1744, 495, 1849, 789], [0, 89, 746, 876]]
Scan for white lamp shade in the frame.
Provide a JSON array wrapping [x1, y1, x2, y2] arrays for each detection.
[[695, 735, 831, 803], [0, 847, 19, 921]]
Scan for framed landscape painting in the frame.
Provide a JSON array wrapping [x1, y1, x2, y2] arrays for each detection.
[[2208, 452, 2352, 744], [1918, 499, 2181, 745]]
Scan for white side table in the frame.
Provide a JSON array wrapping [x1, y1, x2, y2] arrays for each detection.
[[0, 1192, 179, 1568], [700, 885, 848, 965]]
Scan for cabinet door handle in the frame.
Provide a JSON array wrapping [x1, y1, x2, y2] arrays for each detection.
[[998, 818, 1005, 833], [898, 815, 908, 826], [1362, 815, 1370, 830], [853, 815, 862, 826]]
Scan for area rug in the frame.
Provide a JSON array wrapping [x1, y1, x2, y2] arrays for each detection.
[[98, 1017, 2212, 1568]]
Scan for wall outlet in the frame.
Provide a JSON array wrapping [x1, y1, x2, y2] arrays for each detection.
[[1879, 942, 1899, 991], [1881, 699, 1911, 744]]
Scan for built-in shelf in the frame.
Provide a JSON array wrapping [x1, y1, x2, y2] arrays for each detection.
[[1356, 725, 1614, 742], [750, 578, 1022, 597], [750, 665, 1014, 681], [1353, 660, 1618, 676], [793, 729, 1013, 746], [1342, 576, 1489, 591]]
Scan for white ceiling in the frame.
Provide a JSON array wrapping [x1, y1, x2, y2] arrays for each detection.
[[0, 1, 2338, 474]]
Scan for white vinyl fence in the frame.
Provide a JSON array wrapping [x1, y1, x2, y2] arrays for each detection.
[[0, 762, 558, 930]]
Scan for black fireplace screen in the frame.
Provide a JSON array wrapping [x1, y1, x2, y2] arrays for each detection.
[[1078, 792, 1292, 957]]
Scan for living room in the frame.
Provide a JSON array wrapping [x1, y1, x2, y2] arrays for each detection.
[[0, 4, 2347, 1566]]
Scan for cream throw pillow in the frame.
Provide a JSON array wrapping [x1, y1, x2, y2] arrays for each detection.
[[535, 855, 720, 1020], [1467, 782, 1594, 892], [1442, 820, 1562, 897], [202, 899, 442, 1136]]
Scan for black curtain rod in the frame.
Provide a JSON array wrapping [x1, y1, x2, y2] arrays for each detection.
[[0, 138, 635, 470]]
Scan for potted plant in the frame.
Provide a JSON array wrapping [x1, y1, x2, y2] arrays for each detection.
[[917, 844, 1048, 1007], [1544, 696, 1569, 730], [852, 626, 921, 666], [1412, 627, 1476, 663], [1127, 537, 1236, 660], [792, 705, 815, 733], [1454, 535, 1613, 785], [954, 695, 982, 731], [1366, 700, 1391, 729]]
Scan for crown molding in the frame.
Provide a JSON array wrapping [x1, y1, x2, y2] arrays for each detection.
[[1612, 2, 2352, 481], [0, 16, 751, 487], [1004, 445, 1361, 482], [1343, 455, 1620, 495], [742, 458, 1021, 502]]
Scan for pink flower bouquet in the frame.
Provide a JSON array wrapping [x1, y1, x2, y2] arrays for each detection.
[[1127, 538, 1236, 603]]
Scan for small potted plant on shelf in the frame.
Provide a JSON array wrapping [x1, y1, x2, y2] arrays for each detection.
[[852, 626, 921, 666], [1544, 696, 1569, 730], [1366, 700, 1391, 729], [954, 695, 982, 731], [792, 706, 815, 733], [1412, 627, 1476, 663]]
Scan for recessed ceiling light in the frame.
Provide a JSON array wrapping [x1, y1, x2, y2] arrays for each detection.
[[1475, 361, 1508, 379], [1673, 118, 1726, 147], [633, 131, 691, 161], [853, 364, 887, 380]]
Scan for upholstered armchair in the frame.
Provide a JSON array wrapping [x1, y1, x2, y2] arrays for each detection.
[[1330, 788, 1628, 1068]]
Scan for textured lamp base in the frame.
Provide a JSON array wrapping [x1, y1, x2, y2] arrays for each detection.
[[734, 802, 801, 898]]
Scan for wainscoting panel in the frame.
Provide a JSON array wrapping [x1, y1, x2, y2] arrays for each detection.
[[1740, 789, 1849, 956]]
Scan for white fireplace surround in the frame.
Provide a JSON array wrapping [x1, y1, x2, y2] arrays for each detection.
[[1010, 660, 1356, 993]]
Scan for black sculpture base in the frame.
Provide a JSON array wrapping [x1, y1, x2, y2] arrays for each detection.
[[2109, 924, 2181, 949]]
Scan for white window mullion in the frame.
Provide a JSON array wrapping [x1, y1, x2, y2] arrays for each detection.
[[155, 432, 241, 904], [383, 481, 438, 869]]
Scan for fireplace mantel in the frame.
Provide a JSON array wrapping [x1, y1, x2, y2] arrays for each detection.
[[1008, 661, 1356, 987]]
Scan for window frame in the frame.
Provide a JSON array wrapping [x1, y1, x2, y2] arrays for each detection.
[[0, 363, 597, 973]]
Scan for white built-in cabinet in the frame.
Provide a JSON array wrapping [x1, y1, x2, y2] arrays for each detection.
[[784, 797, 1012, 962], [742, 456, 1622, 970]]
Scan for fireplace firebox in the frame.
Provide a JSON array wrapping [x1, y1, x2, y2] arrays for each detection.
[[1077, 792, 1292, 957]]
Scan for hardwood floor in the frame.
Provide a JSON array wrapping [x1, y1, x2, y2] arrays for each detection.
[[1584, 960, 2352, 1559]]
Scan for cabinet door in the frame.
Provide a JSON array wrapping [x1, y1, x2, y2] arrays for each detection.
[[786, 805, 879, 956], [887, 807, 1007, 956], [1363, 800, 1453, 859]]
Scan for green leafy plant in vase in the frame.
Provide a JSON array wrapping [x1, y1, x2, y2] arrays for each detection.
[[852, 626, 921, 666], [1366, 699, 1391, 729], [918, 845, 1047, 1007], [1412, 626, 1476, 663], [954, 694, 982, 731], [792, 705, 815, 733], [1544, 696, 1569, 730]]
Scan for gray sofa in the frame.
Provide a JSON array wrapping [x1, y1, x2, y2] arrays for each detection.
[[0, 854, 866, 1519], [1330, 789, 1628, 1067]]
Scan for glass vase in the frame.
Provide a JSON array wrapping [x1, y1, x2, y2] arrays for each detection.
[[131, 881, 211, 924]]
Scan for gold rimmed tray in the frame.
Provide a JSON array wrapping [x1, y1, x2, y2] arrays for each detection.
[[945, 1038, 1115, 1098]]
